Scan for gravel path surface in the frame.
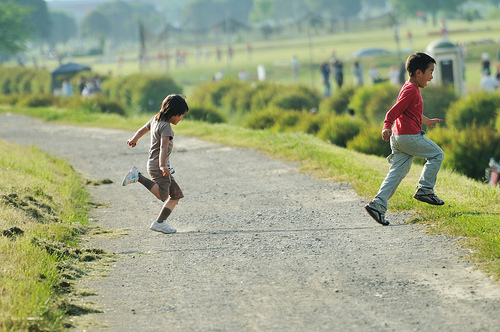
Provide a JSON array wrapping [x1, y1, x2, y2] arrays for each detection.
[[1, 114, 500, 332]]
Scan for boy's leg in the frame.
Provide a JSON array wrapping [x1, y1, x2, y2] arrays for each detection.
[[404, 134, 444, 195], [369, 150, 414, 214]]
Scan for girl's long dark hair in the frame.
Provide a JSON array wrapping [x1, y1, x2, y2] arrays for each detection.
[[155, 94, 189, 122]]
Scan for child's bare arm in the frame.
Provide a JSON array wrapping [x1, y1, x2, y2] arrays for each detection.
[[422, 115, 443, 128], [127, 125, 149, 147], [159, 136, 171, 176]]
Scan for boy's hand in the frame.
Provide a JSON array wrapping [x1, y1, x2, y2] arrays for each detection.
[[425, 118, 443, 128], [381, 129, 392, 141]]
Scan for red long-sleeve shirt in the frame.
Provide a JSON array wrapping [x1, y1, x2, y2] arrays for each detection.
[[383, 81, 423, 135]]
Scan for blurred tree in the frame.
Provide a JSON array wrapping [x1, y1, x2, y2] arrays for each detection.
[[304, 0, 361, 19], [182, 0, 252, 31], [249, 0, 274, 22], [182, 0, 219, 32], [0, 2, 31, 54], [81, 11, 111, 38], [391, 0, 467, 25], [0, 0, 51, 43], [87, 1, 163, 44], [48, 12, 77, 49]]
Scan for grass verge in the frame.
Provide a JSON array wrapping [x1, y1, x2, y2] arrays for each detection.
[[0, 139, 104, 331], [2, 107, 500, 283]]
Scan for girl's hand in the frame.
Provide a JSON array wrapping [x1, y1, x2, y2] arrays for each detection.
[[160, 166, 170, 176], [127, 139, 137, 147]]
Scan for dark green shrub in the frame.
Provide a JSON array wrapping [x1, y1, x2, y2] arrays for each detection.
[[295, 113, 329, 135], [347, 124, 391, 157], [130, 75, 183, 112], [188, 81, 217, 108], [348, 82, 399, 123], [425, 127, 456, 153], [80, 95, 127, 116], [439, 126, 500, 180], [317, 115, 366, 147], [7, 68, 25, 94], [30, 70, 51, 94], [16, 69, 37, 94], [446, 91, 500, 129], [100, 74, 182, 112], [189, 79, 241, 109], [0, 67, 16, 94], [242, 106, 282, 130], [0, 94, 19, 105], [319, 86, 356, 115], [270, 85, 321, 112], [420, 85, 458, 126], [16, 94, 56, 107], [250, 83, 279, 112], [272, 110, 302, 132], [184, 104, 225, 123], [220, 82, 252, 113]]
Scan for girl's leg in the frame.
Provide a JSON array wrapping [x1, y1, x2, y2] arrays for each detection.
[[156, 198, 179, 223], [138, 173, 164, 201]]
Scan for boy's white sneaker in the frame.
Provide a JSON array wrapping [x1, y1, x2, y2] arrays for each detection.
[[150, 220, 177, 234], [122, 166, 139, 186]]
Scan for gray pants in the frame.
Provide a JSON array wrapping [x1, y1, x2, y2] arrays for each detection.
[[370, 131, 444, 214]]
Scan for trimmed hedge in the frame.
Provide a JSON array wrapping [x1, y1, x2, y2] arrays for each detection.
[[0, 67, 51, 95], [446, 91, 500, 130], [428, 126, 500, 180], [347, 125, 392, 157], [101, 74, 183, 113], [184, 104, 226, 123], [348, 82, 399, 123], [317, 114, 366, 147]]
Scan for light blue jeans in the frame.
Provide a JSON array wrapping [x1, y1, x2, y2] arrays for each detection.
[[370, 131, 444, 214]]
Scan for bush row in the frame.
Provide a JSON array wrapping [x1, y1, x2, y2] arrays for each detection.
[[0, 67, 51, 95], [0, 67, 185, 116], [0, 93, 127, 116], [101, 73, 183, 113], [189, 79, 500, 181]]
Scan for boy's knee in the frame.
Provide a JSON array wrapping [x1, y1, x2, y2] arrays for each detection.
[[437, 149, 445, 162]]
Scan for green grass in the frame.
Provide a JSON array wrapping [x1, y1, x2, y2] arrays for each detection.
[[3, 106, 499, 281], [0, 140, 97, 331]]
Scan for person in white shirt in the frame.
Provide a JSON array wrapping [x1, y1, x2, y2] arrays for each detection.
[[480, 68, 499, 92]]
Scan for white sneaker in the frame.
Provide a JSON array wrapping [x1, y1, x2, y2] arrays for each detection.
[[150, 220, 177, 234], [122, 166, 139, 186]]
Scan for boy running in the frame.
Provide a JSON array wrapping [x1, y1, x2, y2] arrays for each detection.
[[365, 52, 445, 226]]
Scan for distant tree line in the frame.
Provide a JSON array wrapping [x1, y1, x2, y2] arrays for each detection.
[[2, 0, 499, 57]]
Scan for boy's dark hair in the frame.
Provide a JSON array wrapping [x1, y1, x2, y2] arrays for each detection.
[[155, 94, 189, 121], [406, 52, 436, 77]]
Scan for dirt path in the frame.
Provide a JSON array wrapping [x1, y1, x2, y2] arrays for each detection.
[[1, 114, 500, 332]]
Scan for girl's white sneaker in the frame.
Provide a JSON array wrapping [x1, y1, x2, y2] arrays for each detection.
[[150, 220, 176, 234], [122, 166, 139, 186]]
